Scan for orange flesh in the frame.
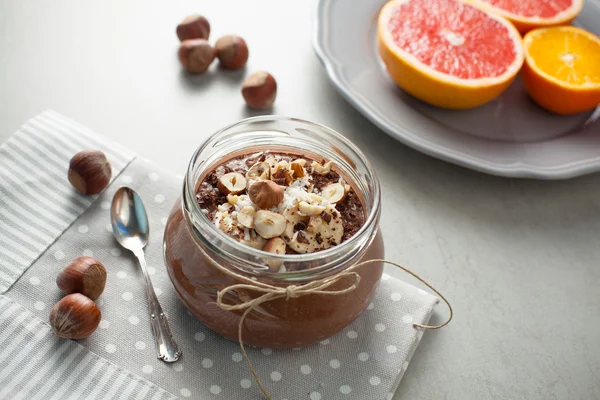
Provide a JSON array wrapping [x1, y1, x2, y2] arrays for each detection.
[[483, 0, 574, 18], [527, 29, 600, 85], [388, 0, 517, 79]]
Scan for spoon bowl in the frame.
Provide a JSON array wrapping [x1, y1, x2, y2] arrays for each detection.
[[111, 187, 149, 251]]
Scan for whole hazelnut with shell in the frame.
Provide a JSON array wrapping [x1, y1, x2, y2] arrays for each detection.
[[242, 71, 277, 109], [56, 256, 107, 300], [68, 150, 112, 195], [176, 15, 210, 41], [178, 39, 215, 73], [49, 293, 101, 339], [215, 35, 249, 69]]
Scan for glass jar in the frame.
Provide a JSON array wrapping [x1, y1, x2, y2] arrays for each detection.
[[164, 116, 384, 348]]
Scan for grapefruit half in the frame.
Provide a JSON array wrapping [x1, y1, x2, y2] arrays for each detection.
[[378, 0, 524, 110], [471, 0, 583, 34]]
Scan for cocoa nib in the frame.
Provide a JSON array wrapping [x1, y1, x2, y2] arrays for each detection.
[[315, 233, 323, 245], [294, 221, 307, 231], [297, 231, 309, 244], [271, 170, 287, 186]]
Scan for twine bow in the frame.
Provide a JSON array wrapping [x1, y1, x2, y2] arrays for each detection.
[[213, 259, 453, 400]]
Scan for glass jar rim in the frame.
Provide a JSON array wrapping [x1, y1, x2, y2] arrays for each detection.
[[183, 115, 381, 277]]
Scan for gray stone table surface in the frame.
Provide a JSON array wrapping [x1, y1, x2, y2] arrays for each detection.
[[1, 1, 599, 399]]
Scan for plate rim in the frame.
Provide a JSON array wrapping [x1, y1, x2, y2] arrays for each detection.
[[312, 0, 600, 180]]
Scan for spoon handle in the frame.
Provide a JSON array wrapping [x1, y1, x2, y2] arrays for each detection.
[[133, 249, 182, 363]]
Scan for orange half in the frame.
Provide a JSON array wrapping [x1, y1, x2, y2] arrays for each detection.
[[378, 0, 524, 110], [522, 26, 600, 115]]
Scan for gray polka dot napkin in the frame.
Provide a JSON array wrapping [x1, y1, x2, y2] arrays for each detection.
[[2, 111, 440, 399]]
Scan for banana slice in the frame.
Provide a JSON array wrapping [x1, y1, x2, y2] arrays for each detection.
[[282, 203, 343, 253]]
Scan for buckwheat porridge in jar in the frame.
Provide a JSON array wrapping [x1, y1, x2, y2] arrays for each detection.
[[164, 117, 384, 348]]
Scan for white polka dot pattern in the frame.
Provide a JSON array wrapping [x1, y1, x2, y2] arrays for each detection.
[[340, 385, 352, 394], [369, 376, 381, 386], [270, 371, 282, 381], [241, 379, 251, 389]]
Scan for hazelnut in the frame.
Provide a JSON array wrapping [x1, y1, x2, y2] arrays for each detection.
[[263, 237, 287, 271], [178, 39, 215, 73], [311, 160, 333, 175], [176, 15, 210, 41], [68, 150, 112, 195], [56, 256, 107, 300], [49, 293, 101, 339], [217, 172, 246, 195], [237, 206, 255, 229], [241, 71, 277, 109], [320, 182, 347, 204], [248, 180, 284, 209], [254, 210, 286, 239], [299, 201, 326, 216], [263, 237, 286, 254], [246, 161, 271, 182], [290, 160, 306, 178], [215, 35, 249, 69]]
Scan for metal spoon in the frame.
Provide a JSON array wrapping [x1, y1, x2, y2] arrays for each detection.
[[111, 186, 181, 363]]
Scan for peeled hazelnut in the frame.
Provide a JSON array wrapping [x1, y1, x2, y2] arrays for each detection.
[[215, 35, 249, 69], [246, 161, 271, 181], [178, 39, 215, 73], [56, 256, 107, 300], [242, 71, 277, 109], [49, 293, 101, 339], [321, 183, 347, 204], [237, 206, 255, 229], [218, 172, 246, 195], [263, 237, 287, 271], [176, 15, 210, 41], [311, 160, 333, 175], [248, 180, 284, 209], [254, 210, 286, 239], [263, 237, 286, 254], [299, 201, 326, 216], [68, 150, 112, 195], [290, 160, 306, 178]]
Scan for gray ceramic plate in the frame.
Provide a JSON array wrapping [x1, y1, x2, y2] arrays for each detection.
[[313, 0, 600, 179]]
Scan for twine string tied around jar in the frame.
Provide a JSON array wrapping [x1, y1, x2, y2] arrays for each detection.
[[214, 259, 453, 400]]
